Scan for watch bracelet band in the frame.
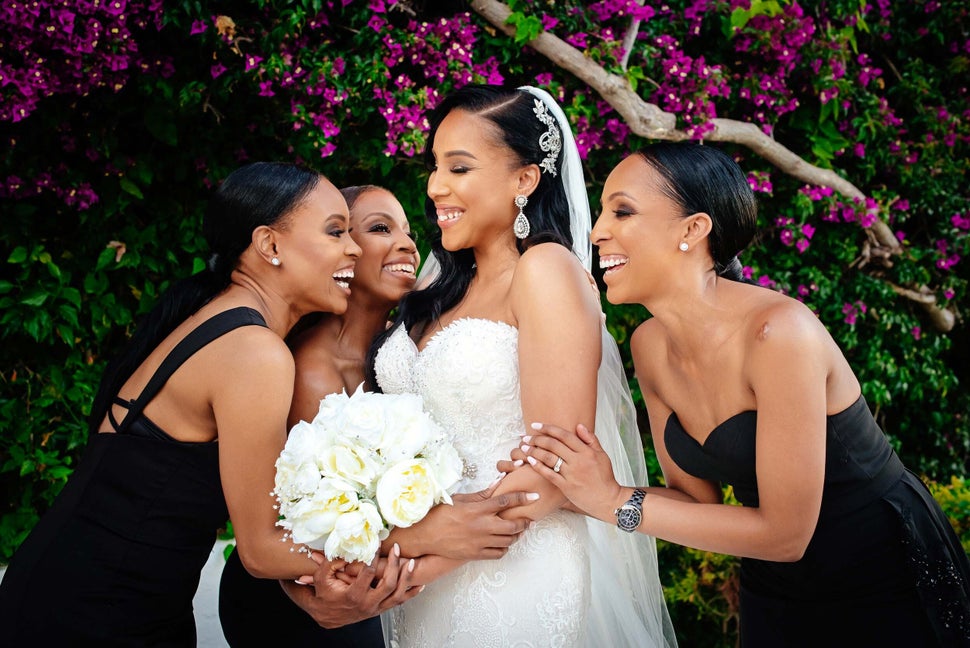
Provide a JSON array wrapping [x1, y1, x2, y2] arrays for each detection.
[[629, 487, 646, 507], [614, 487, 646, 515], [613, 488, 647, 515]]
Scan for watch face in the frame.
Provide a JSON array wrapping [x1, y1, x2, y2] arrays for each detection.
[[617, 504, 642, 532]]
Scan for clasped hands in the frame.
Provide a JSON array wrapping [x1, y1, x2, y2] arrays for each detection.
[[285, 478, 536, 627], [497, 422, 623, 520]]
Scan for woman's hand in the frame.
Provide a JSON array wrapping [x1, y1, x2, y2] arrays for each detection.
[[283, 544, 422, 628], [495, 446, 527, 475], [387, 479, 536, 560], [520, 422, 624, 519]]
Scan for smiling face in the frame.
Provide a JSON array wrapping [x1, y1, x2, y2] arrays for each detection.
[[592, 154, 686, 306], [275, 178, 361, 315], [347, 188, 420, 309], [427, 109, 527, 253]]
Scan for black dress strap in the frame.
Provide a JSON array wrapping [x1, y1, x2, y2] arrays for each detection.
[[114, 307, 267, 435]]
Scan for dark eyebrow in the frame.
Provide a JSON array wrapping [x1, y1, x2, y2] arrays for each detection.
[[604, 191, 637, 202], [441, 149, 478, 160]]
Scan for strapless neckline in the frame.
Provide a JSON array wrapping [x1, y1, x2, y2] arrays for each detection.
[[665, 393, 866, 449], [413, 317, 517, 353], [665, 409, 756, 449]]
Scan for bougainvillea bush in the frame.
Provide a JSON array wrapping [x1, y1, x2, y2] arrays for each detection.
[[2, 1, 967, 644]]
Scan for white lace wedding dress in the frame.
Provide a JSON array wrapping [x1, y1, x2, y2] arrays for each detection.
[[374, 318, 677, 648]]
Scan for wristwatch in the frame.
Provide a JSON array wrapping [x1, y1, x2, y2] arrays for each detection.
[[614, 488, 646, 532]]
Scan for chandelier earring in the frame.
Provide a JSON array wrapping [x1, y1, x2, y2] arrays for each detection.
[[678, 242, 689, 252], [513, 194, 530, 239]]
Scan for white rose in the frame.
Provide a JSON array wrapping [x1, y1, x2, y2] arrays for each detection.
[[274, 459, 321, 503], [319, 442, 383, 494], [281, 419, 334, 466], [379, 396, 440, 463], [376, 459, 439, 528], [324, 500, 388, 564], [283, 477, 359, 548], [422, 438, 464, 501], [311, 389, 351, 433], [337, 385, 391, 449]]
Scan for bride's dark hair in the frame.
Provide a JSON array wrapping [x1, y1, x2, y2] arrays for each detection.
[[366, 84, 574, 389]]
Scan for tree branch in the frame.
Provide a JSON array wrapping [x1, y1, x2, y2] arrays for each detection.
[[470, 0, 955, 331]]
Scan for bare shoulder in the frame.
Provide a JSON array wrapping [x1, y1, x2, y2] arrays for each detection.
[[630, 319, 666, 380], [512, 243, 592, 296], [512, 242, 598, 319], [221, 324, 295, 377], [743, 291, 830, 358]]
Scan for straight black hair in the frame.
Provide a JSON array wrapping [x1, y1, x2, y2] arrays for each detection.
[[636, 142, 757, 281]]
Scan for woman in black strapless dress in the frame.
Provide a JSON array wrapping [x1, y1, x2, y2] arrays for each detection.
[[0, 164, 420, 644], [520, 142, 970, 646]]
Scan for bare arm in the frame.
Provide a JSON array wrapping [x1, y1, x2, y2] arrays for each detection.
[[524, 301, 834, 562], [215, 328, 319, 578], [383, 484, 535, 559], [492, 243, 602, 521]]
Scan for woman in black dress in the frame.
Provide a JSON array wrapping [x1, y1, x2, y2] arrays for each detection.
[[0, 163, 421, 644], [520, 142, 970, 646]]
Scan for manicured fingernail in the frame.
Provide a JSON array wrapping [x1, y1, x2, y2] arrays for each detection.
[[521, 435, 532, 443], [408, 558, 415, 573], [526, 456, 537, 466], [293, 579, 308, 585], [394, 543, 401, 557], [531, 422, 542, 430], [418, 585, 426, 592], [512, 459, 523, 467], [520, 444, 530, 452], [526, 492, 540, 501]]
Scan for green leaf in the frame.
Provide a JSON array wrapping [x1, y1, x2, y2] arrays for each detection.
[[95, 247, 117, 272], [8, 247, 28, 264], [506, 12, 542, 45], [120, 178, 144, 200], [20, 288, 49, 306]]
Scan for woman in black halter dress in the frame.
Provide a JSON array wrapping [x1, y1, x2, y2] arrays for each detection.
[[0, 163, 420, 644], [520, 142, 970, 646]]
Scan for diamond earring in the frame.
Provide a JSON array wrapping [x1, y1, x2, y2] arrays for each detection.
[[513, 194, 530, 239], [678, 242, 689, 252], [271, 257, 281, 266]]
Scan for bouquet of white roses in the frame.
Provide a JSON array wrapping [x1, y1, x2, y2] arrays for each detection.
[[272, 383, 463, 564]]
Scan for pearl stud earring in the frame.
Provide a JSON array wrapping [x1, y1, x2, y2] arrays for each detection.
[[678, 242, 689, 252], [271, 257, 281, 266]]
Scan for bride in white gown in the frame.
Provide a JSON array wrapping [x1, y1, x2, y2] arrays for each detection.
[[369, 84, 677, 648]]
